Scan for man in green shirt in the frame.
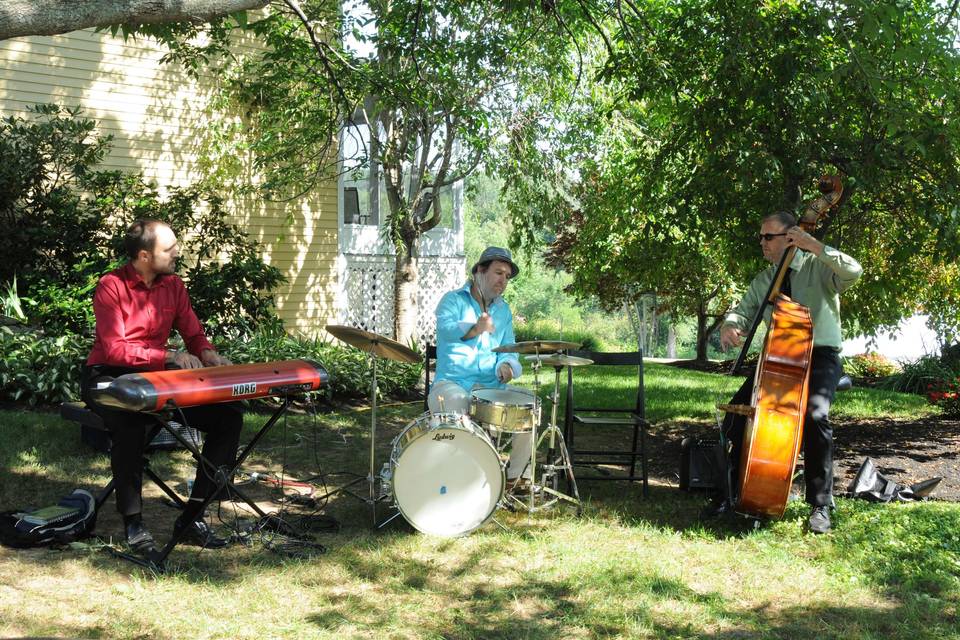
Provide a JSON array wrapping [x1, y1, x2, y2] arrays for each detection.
[[705, 211, 862, 533]]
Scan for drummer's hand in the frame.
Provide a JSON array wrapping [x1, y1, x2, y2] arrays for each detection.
[[201, 349, 232, 367], [166, 350, 203, 369], [475, 312, 495, 334], [719, 325, 743, 352], [497, 362, 514, 383]]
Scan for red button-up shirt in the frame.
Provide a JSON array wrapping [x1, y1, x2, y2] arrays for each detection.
[[86, 262, 214, 370]]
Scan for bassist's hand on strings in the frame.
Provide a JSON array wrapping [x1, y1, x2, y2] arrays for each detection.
[[785, 226, 824, 256], [720, 325, 743, 351]]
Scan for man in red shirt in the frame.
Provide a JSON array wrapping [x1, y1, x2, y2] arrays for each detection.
[[82, 219, 242, 554]]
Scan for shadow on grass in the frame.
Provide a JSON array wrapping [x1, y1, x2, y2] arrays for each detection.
[[300, 560, 956, 639]]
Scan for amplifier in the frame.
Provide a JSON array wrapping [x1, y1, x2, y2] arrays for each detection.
[[80, 421, 203, 453], [679, 438, 717, 491]]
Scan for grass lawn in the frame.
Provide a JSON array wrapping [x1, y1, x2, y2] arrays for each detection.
[[0, 363, 957, 639]]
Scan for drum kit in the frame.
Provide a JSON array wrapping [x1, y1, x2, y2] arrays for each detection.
[[324, 325, 594, 537]]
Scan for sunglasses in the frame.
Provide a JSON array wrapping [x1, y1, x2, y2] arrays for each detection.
[[758, 232, 788, 242]]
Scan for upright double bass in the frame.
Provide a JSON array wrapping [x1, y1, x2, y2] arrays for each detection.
[[720, 176, 843, 518]]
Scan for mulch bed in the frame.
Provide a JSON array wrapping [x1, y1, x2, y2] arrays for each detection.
[[643, 415, 960, 502]]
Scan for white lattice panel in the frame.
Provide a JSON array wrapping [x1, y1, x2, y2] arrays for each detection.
[[340, 254, 465, 343], [416, 257, 466, 344], [341, 256, 395, 337]]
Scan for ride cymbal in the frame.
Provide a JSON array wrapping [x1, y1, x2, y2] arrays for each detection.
[[492, 340, 581, 354], [325, 325, 420, 363], [524, 354, 594, 367]]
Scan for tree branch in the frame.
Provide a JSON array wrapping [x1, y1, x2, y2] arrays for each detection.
[[0, 0, 269, 41]]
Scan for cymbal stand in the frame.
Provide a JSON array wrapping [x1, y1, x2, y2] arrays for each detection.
[[315, 350, 387, 526], [503, 351, 581, 514], [526, 345, 543, 513], [537, 363, 581, 513]]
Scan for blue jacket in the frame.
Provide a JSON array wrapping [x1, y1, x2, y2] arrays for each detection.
[[434, 281, 522, 392]]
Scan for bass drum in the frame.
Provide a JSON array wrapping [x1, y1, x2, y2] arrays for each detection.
[[388, 412, 504, 537]]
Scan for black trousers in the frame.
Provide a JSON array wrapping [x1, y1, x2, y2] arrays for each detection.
[[82, 365, 243, 518], [721, 347, 842, 508]]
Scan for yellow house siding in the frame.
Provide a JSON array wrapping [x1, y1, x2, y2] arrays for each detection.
[[0, 28, 338, 336]]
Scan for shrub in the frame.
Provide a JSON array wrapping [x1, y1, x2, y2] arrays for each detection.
[[940, 342, 960, 376], [0, 329, 91, 406], [881, 354, 956, 395], [0, 324, 423, 407], [843, 352, 900, 379], [0, 104, 114, 297], [927, 375, 960, 418], [1, 105, 284, 337]]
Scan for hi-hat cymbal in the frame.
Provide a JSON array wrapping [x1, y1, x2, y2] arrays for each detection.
[[492, 340, 581, 354], [525, 354, 594, 367], [325, 325, 421, 363]]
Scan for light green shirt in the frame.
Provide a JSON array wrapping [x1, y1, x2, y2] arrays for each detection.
[[723, 246, 863, 349]]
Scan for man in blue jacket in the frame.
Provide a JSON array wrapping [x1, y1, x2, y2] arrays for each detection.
[[432, 246, 532, 487]]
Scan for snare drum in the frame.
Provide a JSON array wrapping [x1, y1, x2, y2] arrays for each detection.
[[387, 412, 504, 537], [470, 387, 539, 433]]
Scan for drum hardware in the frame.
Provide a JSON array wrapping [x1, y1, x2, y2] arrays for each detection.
[[503, 355, 588, 515], [318, 325, 420, 526], [482, 341, 585, 514]]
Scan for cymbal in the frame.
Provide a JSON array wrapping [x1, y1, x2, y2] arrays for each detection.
[[325, 325, 421, 363], [525, 354, 594, 367], [492, 340, 581, 354]]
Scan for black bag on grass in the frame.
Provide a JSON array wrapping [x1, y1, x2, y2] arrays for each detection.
[[0, 489, 97, 548]]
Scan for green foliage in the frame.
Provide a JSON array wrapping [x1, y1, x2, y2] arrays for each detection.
[[843, 352, 900, 379], [135, 2, 582, 339], [503, 0, 960, 353], [1, 276, 29, 323], [0, 105, 283, 337], [0, 330, 90, 406], [926, 375, 960, 418], [464, 173, 635, 352], [940, 343, 960, 376], [513, 318, 602, 352], [883, 354, 956, 395], [0, 105, 117, 332], [215, 325, 422, 402]]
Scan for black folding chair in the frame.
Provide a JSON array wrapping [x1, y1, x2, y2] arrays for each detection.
[[563, 350, 649, 496]]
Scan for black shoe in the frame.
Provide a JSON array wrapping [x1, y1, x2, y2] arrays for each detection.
[[807, 505, 831, 534], [699, 496, 731, 519], [125, 527, 157, 555], [174, 517, 230, 549]]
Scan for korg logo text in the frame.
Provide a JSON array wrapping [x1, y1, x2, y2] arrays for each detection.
[[232, 382, 256, 396]]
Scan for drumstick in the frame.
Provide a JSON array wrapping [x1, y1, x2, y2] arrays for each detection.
[[476, 277, 488, 314]]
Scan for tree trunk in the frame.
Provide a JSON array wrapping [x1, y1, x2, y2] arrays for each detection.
[[0, 0, 269, 41], [666, 321, 676, 359], [394, 250, 418, 344], [695, 305, 709, 362]]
